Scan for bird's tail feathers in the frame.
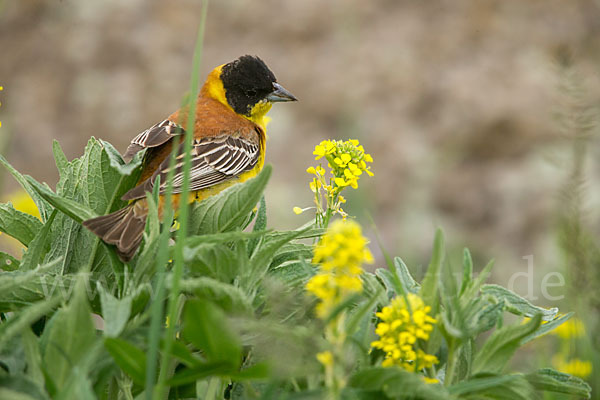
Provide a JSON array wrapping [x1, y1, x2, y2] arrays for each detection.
[[83, 205, 146, 262]]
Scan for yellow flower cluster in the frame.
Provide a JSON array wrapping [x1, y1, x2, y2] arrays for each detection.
[[294, 139, 373, 226], [552, 355, 592, 379], [306, 220, 373, 317], [312, 139, 373, 190], [371, 293, 439, 371]]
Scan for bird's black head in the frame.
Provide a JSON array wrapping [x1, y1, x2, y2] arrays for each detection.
[[220, 55, 297, 117]]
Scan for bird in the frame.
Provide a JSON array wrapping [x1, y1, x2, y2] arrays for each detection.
[[83, 55, 297, 261]]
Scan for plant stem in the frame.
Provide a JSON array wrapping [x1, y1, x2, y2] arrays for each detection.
[[444, 340, 456, 386], [204, 377, 220, 399], [154, 2, 209, 398]]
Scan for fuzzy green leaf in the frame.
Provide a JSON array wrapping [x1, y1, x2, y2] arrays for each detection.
[[0, 251, 19, 271], [99, 139, 144, 176], [0, 154, 53, 222], [520, 312, 573, 345], [248, 195, 267, 256], [472, 314, 541, 374], [182, 299, 242, 366], [459, 248, 474, 295], [419, 228, 444, 312], [52, 140, 69, 177], [19, 210, 57, 271], [526, 368, 591, 398], [349, 367, 450, 399], [481, 284, 558, 321], [0, 203, 43, 246], [41, 278, 96, 392], [104, 338, 147, 386], [448, 373, 533, 399], [393, 257, 420, 294], [245, 229, 307, 291], [189, 164, 271, 235], [98, 284, 131, 338], [167, 361, 235, 387], [179, 277, 252, 314], [25, 179, 97, 223]]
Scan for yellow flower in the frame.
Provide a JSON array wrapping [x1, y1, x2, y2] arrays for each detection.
[[310, 139, 374, 192], [309, 179, 322, 193], [317, 351, 334, 366], [306, 220, 373, 318], [552, 355, 592, 379], [293, 207, 304, 215], [371, 293, 438, 371], [306, 166, 316, 174], [552, 318, 585, 340], [5, 190, 40, 220]]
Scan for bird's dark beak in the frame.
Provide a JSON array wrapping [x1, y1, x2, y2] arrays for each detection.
[[267, 82, 298, 102]]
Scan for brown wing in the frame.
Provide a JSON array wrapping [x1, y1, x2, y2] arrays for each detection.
[[121, 133, 261, 201], [122, 119, 184, 161]]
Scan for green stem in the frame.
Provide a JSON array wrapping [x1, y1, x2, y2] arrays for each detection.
[[444, 340, 457, 386], [155, 2, 209, 398], [204, 377, 220, 400]]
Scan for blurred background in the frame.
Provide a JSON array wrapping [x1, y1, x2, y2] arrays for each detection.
[[1, 0, 600, 390]]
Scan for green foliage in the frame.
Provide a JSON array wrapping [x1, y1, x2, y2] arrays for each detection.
[[0, 139, 591, 400]]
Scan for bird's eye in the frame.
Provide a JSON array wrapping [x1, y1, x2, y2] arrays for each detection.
[[245, 89, 257, 97]]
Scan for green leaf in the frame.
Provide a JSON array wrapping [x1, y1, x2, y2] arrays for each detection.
[[0, 251, 19, 271], [45, 138, 140, 275], [0, 258, 62, 297], [248, 195, 267, 256], [25, 178, 97, 224], [520, 312, 573, 345], [189, 164, 271, 235], [162, 339, 203, 367], [99, 139, 143, 176], [21, 328, 44, 386], [0, 272, 76, 311], [244, 229, 307, 291], [459, 248, 473, 295], [41, 277, 96, 391], [471, 300, 504, 336], [448, 373, 533, 400], [349, 367, 449, 399], [346, 285, 384, 335], [269, 260, 313, 287], [472, 314, 542, 374], [52, 140, 69, 177], [185, 230, 267, 252], [167, 361, 234, 387], [0, 154, 53, 222], [461, 258, 495, 301], [97, 284, 131, 337], [526, 368, 591, 398], [181, 299, 241, 366], [481, 284, 558, 321], [19, 210, 57, 271], [0, 203, 43, 246], [393, 257, 420, 294], [104, 338, 147, 386], [0, 297, 62, 352], [419, 228, 444, 312], [0, 375, 50, 400], [186, 243, 243, 283], [54, 368, 96, 400], [179, 277, 252, 314], [269, 243, 313, 271]]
